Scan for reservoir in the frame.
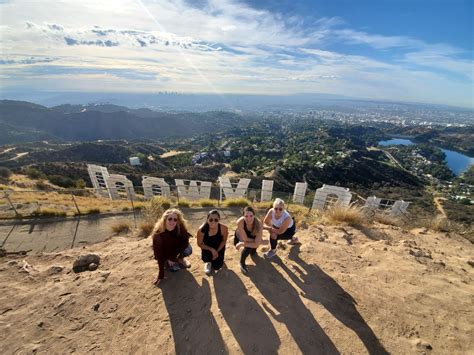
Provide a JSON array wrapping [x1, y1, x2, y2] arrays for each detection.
[[379, 138, 474, 176]]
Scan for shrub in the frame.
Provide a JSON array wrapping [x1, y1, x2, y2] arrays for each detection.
[[85, 208, 101, 215], [197, 198, 218, 207], [222, 197, 251, 207], [35, 180, 48, 190], [150, 196, 171, 210], [122, 207, 130, 211], [24, 167, 46, 180], [111, 221, 131, 234], [177, 199, 191, 208], [48, 175, 75, 188], [33, 208, 67, 218], [75, 179, 86, 189], [0, 167, 11, 179], [323, 206, 365, 226], [139, 198, 165, 237]]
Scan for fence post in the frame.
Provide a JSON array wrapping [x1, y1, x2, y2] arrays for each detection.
[[71, 192, 81, 216], [4, 191, 20, 218], [128, 187, 137, 228]]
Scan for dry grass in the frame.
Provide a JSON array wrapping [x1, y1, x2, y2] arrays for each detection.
[[138, 198, 165, 237], [374, 213, 405, 227], [33, 208, 67, 218], [222, 197, 251, 207], [194, 198, 219, 207], [177, 199, 191, 208], [111, 221, 131, 234], [321, 206, 365, 226], [149, 196, 171, 210]]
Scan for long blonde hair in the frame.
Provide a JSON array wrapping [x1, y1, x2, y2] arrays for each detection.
[[150, 208, 190, 237]]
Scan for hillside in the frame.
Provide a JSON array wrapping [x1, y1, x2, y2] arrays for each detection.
[[1, 221, 472, 353], [0, 100, 249, 144]]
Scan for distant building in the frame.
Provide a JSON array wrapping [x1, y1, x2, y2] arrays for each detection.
[[129, 156, 141, 166]]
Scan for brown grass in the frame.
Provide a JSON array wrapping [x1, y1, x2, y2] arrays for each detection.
[[194, 198, 219, 207], [321, 206, 365, 226], [222, 197, 251, 207], [111, 222, 131, 234], [177, 199, 191, 208]]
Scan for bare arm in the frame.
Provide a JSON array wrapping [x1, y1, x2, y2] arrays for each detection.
[[236, 217, 250, 242], [263, 209, 273, 231], [217, 225, 228, 252]]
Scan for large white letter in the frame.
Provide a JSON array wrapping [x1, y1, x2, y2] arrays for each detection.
[[175, 179, 212, 200], [142, 176, 170, 199], [312, 185, 352, 210], [218, 177, 251, 199]]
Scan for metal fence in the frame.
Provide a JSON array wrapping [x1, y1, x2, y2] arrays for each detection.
[[0, 184, 409, 221]]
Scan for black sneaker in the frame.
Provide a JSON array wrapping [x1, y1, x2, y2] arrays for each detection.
[[240, 264, 249, 275]]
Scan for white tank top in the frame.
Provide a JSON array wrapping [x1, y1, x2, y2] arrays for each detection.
[[271, 209, 293, 228]]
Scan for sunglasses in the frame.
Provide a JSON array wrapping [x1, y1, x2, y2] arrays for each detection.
[[167, 217, 178, 222], [275, 207, 283, 211], [208, 218, 219, 222]]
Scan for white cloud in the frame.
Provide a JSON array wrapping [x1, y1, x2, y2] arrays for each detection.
[[0, 0, 472, 108]]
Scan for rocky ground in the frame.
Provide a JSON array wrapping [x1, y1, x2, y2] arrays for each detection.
[[0, 221, 473, 354]]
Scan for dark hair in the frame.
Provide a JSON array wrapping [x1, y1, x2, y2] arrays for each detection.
[[207, 209, 221, 219], [202, 209, 220, 233]]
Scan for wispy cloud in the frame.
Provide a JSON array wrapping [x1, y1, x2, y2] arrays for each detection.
[[0, 0, 472, 108]]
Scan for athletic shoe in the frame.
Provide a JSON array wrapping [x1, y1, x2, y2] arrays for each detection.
[[264, 249, 277, 259], [179, 258, 191, 268], [287, 236, 300, 245], [240, 263, 249, 275], [204, 262, 212, 275]]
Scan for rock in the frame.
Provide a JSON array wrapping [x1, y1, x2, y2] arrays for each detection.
[[72, 254, 100, 273], [419, 228, 428, 235], [88, 263, 98, 271], [409, 249, 432, 259], [7, 260, 18, 266], [92, 303, 100, 311], [47, 266, 64, 275], [299, 220, 308, 229], [467, 260, 474, 268], [342, 234, 353, 245], [37, 321, 44, 327], [0, 248, 6, 257]]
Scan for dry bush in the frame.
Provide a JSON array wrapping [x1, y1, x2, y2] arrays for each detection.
[[322, 206, 365, 226], [373, 213, 405, 227], [33, 208, 67, 218], [177, 199, 191, 208], [222, 197, 251, 207], [111, 221, 131, 234], [253, 201, 274, 210], [139, 197, 165, 237], [85, 208, 101, 215], [150, 196, 171, 210], [196, 198, 218, 207]]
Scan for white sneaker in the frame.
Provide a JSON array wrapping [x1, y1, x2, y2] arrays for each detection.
[[264, 249, 277, 259], [204, 262, 212, 275]]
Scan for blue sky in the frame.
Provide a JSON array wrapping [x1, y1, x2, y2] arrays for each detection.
[[0, 0, 472, 108]]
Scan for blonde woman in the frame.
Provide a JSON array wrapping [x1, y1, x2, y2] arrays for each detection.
[[151, 208, 192, 286], [234, 206, 263, 275], [263, 198, 297, 258]]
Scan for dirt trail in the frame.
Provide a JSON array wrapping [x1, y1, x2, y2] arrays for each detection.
[[433, 197, 447, 217], [1, 222, 473, 354]]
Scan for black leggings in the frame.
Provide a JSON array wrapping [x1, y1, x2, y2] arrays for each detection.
[[202, 248, 225, 270], [270, 223, 296, 250], [234, 234, 256, 267]]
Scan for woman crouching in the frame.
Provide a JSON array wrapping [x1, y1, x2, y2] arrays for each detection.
[[197, 209, 229, 275], [234, 206, 263, 275], [151, 208, 192, 286]]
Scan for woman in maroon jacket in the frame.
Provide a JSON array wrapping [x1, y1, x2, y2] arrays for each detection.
[[151, 208, 192, 286]]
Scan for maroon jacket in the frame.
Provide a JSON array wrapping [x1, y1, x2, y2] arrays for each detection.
[[153, 228, 190, 280]]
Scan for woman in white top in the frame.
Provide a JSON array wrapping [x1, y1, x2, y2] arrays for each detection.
[[262, 198, 298, 258]]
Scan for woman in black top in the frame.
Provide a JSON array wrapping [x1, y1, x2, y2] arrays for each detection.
[[197, 209, 229, 275], [234, 206, 263, 275]]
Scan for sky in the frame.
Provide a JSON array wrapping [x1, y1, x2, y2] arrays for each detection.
[[0, 0, 473, 108]]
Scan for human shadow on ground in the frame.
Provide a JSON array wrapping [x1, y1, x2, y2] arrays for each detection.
[[250, 257, 340, 354], [161, 271, 227, 354], [214, 269, 281, 354], [284, 245, 389, 355]]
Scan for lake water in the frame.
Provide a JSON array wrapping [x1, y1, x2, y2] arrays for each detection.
[[379, 138, 474, 176]]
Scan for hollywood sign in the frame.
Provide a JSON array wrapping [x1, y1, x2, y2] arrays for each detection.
[[87, 164, 409, 216]]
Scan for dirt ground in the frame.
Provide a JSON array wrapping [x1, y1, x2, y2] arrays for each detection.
[[0, 221, 473, 354]]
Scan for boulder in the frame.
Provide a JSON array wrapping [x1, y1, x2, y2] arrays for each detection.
[[73, 254, 100, 273]]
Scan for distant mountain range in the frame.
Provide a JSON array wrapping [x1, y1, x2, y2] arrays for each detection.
[[0, 100, 249, 144]]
